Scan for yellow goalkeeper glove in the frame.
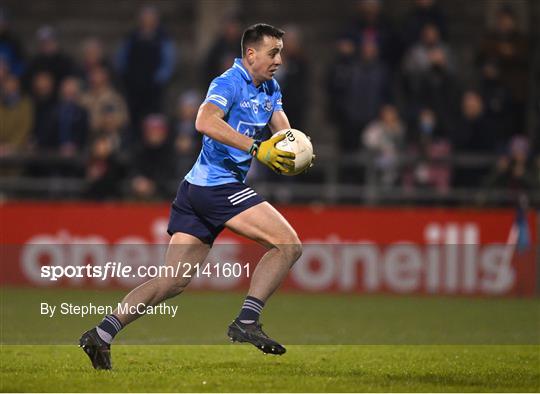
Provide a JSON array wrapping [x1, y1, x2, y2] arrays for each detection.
[[249, 134, 296, 174]]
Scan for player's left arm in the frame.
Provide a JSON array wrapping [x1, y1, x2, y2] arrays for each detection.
[[268, 110, 291, 134]]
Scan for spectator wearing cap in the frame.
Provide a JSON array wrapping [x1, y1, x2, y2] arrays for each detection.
[[116, 5, 176, 136], [0, 7, 25, 77], [24, 25, 76, 96], [130, 114, 177, 200], [81, 66, 128, 139]]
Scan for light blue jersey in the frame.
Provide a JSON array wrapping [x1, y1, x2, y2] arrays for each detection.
[[184, 58, 283, 186]]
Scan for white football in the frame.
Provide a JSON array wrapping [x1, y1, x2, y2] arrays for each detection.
[[274, 129, 314, 176]]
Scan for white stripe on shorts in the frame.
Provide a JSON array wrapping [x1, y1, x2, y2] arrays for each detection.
[[228, 187, 252, 201], [231, 191, 257, 205]]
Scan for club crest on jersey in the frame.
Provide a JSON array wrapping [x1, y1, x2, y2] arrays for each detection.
[[263, 98, 273, 112]]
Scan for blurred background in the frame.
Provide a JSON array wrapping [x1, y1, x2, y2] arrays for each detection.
[[1, 0, 539, 206], [1, 1, 539, 348]]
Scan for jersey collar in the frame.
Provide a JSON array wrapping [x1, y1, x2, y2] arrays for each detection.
[[233, 58, 252, 83]]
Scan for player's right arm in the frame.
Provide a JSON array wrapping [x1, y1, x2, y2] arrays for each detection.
[[195, 102, 254, 153], [195, 80, 294, 173]]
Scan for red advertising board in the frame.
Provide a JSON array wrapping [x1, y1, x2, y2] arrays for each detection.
[[0, 203, 537, 296]]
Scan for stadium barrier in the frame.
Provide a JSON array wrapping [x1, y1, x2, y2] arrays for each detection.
[[2, 152, 538, 205], [1, 203, 537, 297]]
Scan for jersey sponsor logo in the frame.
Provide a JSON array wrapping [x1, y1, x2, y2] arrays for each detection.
[[237, 121, 266, 139], [240, 127, 256, 138], [240, 101, 251, 108]]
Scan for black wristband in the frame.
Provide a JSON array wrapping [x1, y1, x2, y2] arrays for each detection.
[[249, 140, 261, 157]]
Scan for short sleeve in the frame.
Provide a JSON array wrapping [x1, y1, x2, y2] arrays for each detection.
[[204, 76, 236, 114], [273, 79, 283, 112]]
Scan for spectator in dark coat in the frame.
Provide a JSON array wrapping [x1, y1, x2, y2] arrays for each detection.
[[452, 91, 497, 187], [453, 91, 497, 153], [174, 90, 201, 176], [50, 77, 88, 156], [344, 0, 400, 68], [478, 60, 516, 146], [116, 5, 176, 136], [84, 133, 126, 200], [326, 37, 356, 139], [328, 37, 391, 153], [130, 114, 177, 200], [202, 15, 241, 87], [275, 26, 309, 131], [30, 71, 57, 150], [402, 23, 458, 132], [24, 26, 76, 96], [477, 5, 529, 132]]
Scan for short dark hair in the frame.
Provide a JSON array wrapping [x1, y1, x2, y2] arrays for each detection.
[[241, 23, 284, 56]]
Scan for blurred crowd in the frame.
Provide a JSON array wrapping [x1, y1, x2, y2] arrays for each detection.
[[326, 0, 538, 195], [0, 0, 538, 202], [1, 5, 199, 200]]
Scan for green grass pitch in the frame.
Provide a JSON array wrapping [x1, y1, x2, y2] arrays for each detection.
[[1, 288, 539, 392]]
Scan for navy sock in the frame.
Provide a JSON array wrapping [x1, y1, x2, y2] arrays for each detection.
[[237, 296, 265, 324], [96, 314, 123, 344]]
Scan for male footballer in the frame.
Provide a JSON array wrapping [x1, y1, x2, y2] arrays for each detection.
[[80, 23, 309, 369]]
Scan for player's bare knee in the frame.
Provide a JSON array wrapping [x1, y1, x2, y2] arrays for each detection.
[[275, 234, 302, 264], [288, 239, 303, 263]]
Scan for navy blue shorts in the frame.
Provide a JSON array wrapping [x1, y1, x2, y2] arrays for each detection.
[[167, 180, 265, 244]]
